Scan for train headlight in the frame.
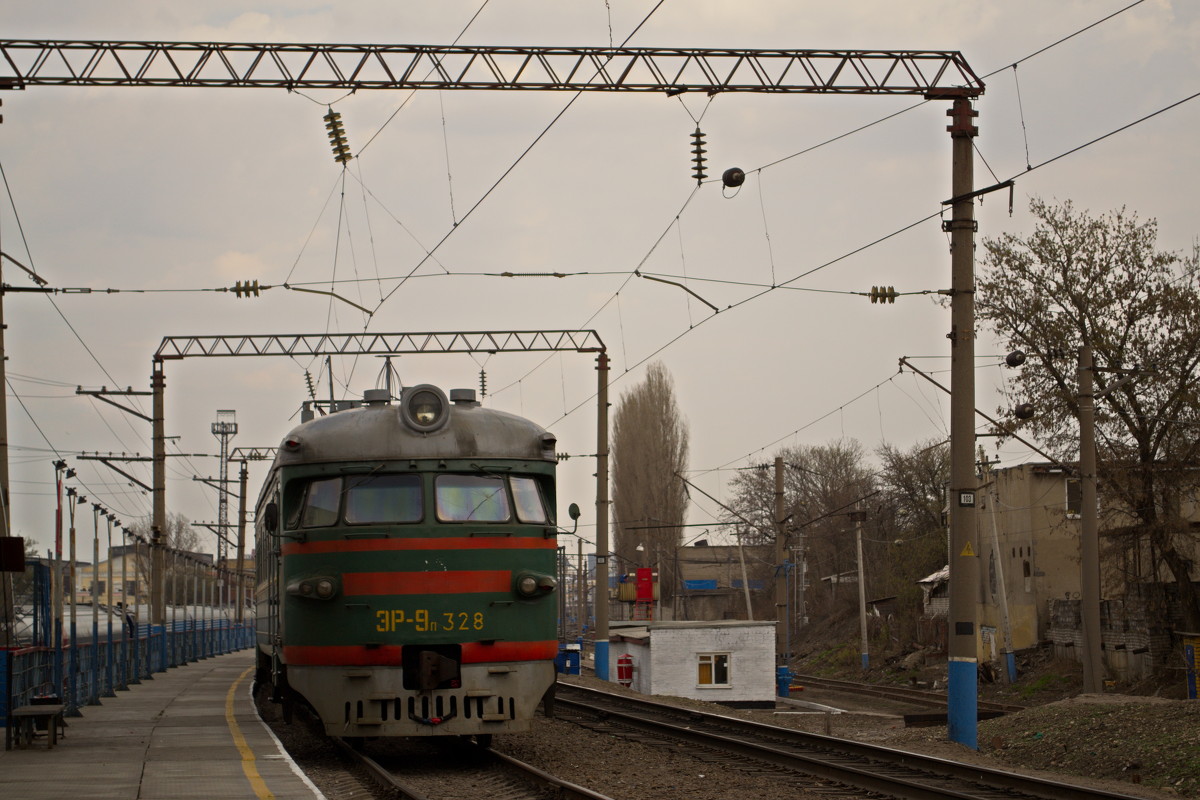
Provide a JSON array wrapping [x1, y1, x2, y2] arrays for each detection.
[[515, 572, 556, 597], [401, 384, 450, 433], [286, 576, 339, 601]]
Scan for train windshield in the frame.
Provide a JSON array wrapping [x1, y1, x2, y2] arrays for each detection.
[[510, 476, 548, 524], [290, 473, 424, 528], [299, 477, 341, 528], [435, 475, 512, 522], [345, 474, 423, 524]]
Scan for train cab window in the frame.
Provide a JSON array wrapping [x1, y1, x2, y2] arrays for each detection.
[[345, 474, 423, 524], [300, 477, 342, 528], [435, 475, 512, 523], [509, 476, 548, 524]]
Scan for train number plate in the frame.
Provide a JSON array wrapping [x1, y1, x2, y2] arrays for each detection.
[[376, 609, 484, 633]]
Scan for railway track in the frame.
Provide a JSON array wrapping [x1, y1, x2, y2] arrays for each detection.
[[554, 682, 1145, 800], [334, 735, 617, 800], [792, 674, 1027, 714]]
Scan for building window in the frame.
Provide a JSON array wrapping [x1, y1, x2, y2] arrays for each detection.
[[1066, 478, 1082, 518], [697, 653, 730, 687]]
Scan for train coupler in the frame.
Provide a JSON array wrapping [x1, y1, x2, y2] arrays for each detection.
[[409, 711, 458, 726]]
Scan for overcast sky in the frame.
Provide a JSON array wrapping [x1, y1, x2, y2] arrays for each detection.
[[2, 1, 1197, 560]]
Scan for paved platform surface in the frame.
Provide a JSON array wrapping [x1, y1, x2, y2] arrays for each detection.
[[1, 650, 326, 799]]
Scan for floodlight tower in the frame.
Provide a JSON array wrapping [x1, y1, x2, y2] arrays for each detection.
[[211, 410, 237, 598]]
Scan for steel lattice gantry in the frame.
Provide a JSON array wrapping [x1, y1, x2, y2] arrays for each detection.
[[1, 38, 988, 738], [154, 330, 606, 360], [0, 40, 983, 97], [147, 330, 608, 628]]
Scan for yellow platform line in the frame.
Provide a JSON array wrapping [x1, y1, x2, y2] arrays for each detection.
[[225, 665, 276, 800]]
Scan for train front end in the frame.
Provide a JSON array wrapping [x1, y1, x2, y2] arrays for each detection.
[[255, 386, 560, 739]]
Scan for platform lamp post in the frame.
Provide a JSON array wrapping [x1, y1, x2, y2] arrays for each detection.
[[104, 513, 116, 696]]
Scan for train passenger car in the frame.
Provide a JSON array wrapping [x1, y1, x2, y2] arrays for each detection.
[[254, 385, 560, 741]]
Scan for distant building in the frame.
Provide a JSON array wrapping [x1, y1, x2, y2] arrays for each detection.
[[921, 463, 1200, 678], [672, 543, 773, 621]]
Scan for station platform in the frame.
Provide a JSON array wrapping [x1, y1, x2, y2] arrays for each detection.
[[1, 650, 325, 800]]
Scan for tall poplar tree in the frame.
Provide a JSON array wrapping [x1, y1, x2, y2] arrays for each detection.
[[611, 362, 689, 602]]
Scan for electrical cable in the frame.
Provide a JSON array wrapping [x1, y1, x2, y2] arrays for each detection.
[[369, 0, 668, 315]]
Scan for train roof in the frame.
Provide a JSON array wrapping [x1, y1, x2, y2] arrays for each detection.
[[271, 388, 556, 469]]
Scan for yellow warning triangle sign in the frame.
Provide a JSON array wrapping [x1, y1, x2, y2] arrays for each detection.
[[960, 541, 976, 557]]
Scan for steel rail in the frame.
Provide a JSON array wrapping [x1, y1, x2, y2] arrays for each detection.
[[333, 735, 616, 800], [0, 41, 984, 96], [555, 683, 1146, 800], [794, 673, 1027, 715]]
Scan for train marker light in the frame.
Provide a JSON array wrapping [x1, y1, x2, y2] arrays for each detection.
[[401, 385, 450, 433], [516, 572, 557, 597], [287, 576, 339, 600]]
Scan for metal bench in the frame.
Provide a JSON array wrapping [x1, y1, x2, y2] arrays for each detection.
[[10, 704, 67, 749]]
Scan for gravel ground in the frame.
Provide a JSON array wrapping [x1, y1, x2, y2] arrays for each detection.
[[548, 674, 1198, 800], [258, 675, 1198, 800]]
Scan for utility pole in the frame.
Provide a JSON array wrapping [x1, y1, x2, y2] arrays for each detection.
[[576, 536, 584, 641], [1077, 346, 1104, 693], [852, 510, 869, 672], [774, 457, 787, 664], [0, 238, 11, 649], [211, 410, 238, 605], [151, 360, 166, 625], [945, 95, 980, 750], [594, 351, 610, 680], [235, 459, 248, 624]]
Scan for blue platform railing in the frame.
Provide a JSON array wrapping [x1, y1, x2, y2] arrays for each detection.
[[3, 567, 255, 747]]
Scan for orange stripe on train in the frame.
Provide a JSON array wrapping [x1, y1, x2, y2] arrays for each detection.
[[342, 570, 511, 595], [282, 537, 557, 556], [283, 640, 558, 666]]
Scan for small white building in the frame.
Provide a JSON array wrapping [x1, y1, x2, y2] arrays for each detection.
[[607, 619, 777, 708]]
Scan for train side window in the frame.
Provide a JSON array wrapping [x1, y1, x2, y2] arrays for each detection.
[[509, 476, 547, 524], [345, 474, 423, 524], [435, 475, 512, 523], [301, 477, 342, 528]]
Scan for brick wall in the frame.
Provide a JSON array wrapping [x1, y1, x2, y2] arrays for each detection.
[[1047, 582, 1194, 679]]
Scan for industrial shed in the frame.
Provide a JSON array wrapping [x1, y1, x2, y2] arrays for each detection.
[[607, 619, 777, 708]]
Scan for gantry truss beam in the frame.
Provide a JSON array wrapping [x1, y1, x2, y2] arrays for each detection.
[[229, 447, 276, 462], [154, 330, 605, 360], [0, 41, 984, 96]]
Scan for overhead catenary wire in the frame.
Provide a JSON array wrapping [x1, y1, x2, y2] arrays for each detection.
[[368, 0, 668, 316], [536, 75, 1200, 430], [0, 1, 1177, 549]]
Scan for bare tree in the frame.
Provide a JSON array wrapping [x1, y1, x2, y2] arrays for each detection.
[[611, 362, 690, 602], [723, 440, 875, 620], [128, 513, 213, 605], [871, 439, 950, 640], [979, 198, 1200, 630]]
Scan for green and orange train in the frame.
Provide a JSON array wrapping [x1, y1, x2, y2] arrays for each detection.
[[254, 384, 560, 742]]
